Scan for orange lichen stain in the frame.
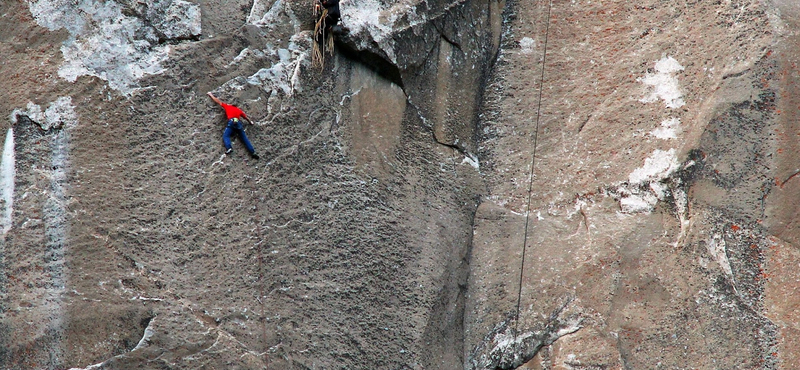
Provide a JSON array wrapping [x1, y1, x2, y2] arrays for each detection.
[[731, 224, 740, 231]]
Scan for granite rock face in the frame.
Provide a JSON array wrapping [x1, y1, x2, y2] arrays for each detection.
[[1, 0, 800, 369], [468, 0, 797, 369]]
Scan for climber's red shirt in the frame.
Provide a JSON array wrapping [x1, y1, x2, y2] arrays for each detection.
[[221, 103, 245, 119]]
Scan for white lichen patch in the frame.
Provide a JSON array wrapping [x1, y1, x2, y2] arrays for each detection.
[[639, 56, 685, 109], [11, 102, 44, 126], [490, 329, 535, 355], [45, 97, 79, 129], [26, 0, 201, 95], [240, 1, 316, 99], [342, 0, 393, 41], [10, 97, 78, 131], [218, 34, 311, 105], [245, 44, 309, 96]]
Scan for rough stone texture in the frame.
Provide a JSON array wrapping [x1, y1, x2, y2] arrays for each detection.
[[467, 0, 798, 369], [3, 0, 800, 369], [1, 0, 484, 368]]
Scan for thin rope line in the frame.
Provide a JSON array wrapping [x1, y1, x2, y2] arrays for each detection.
[[513, 0, 553, 345]]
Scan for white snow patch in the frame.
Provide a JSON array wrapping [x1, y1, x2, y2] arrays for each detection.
[[639, 56, 685, 109], [628, 148, 680, 185], [650, 117, 681, 140], [1, 129, 15, 235], [520, 37, 535, 54]]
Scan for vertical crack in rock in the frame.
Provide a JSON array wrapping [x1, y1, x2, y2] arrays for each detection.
[[406, 92, 481, 188]]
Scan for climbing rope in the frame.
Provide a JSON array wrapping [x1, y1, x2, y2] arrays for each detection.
[[312, 3, 335, 68], [513, 0, 553, 348]]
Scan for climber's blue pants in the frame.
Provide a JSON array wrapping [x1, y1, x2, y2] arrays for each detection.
[[223, 119, 255, 154]]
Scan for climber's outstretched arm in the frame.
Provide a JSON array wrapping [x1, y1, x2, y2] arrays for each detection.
[[207, 92, 223, 106]]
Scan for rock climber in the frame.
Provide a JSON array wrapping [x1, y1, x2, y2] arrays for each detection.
[[207, 92, 260, 159]]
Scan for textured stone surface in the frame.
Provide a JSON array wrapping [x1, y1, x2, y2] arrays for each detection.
[[2, 0, 800, 369], [467, 0, 796, 369], [1, 0, 484, 368]]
